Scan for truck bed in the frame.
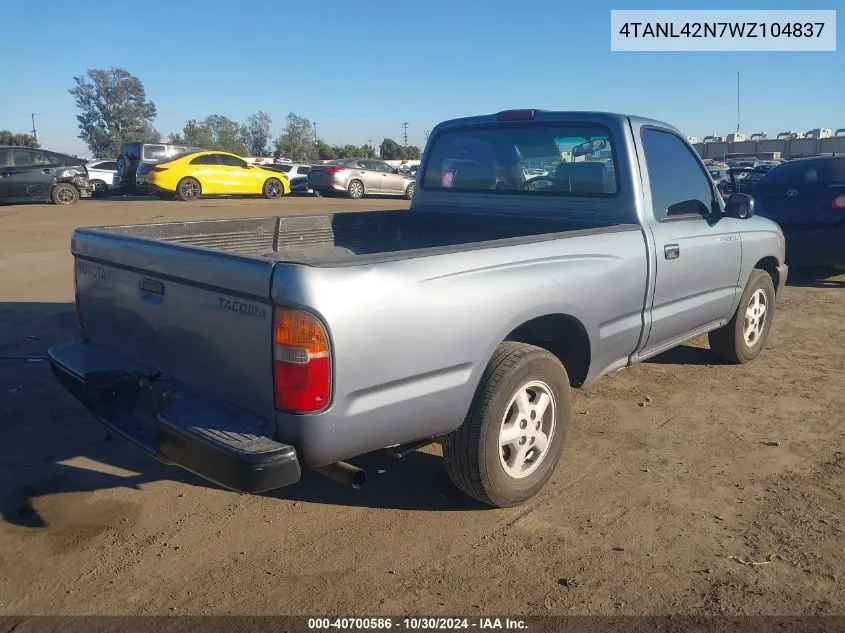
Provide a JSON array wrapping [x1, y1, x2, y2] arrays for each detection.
[[98, 209, 633, 267]]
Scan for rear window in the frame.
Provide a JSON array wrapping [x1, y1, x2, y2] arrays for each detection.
[[421, 123, 618, 196], [296, 166, 311, 175], [93, 161, 118, 171], [189, 154, 218, 165], [276, 164, 293, 173], [143, 145, 167, 161]]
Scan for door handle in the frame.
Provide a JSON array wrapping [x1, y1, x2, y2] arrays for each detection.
[[664, 244, 680, 260], [41, 168, 53, 174]]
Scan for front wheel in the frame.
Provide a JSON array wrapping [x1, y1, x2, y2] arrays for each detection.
[[709, 268, 776, 363], [51, 183, 80, 205], [175, 177, 201, 201], [263, 177, 284, 199], [443, 342, 571, 508], [404, 182, 415, 200]]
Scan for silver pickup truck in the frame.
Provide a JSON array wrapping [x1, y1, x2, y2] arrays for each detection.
[[49, 110, 787, 508]]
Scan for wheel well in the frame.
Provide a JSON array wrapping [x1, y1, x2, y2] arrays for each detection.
[[754, 256, 780, 290], [504, 314, 591, 387]]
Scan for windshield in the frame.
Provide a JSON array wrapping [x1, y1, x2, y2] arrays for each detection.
[[421, 123, 618, 196]]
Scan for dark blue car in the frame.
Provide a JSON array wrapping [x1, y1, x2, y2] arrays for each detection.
[[737, 155, 845, 269]]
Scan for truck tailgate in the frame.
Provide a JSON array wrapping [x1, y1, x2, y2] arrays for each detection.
[[72, 228, 277, 421]]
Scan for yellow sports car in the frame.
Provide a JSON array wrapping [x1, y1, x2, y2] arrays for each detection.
[[143, 150, 290, 201]]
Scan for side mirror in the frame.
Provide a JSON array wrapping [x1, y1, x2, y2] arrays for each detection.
[[725, 192, 755, 219]]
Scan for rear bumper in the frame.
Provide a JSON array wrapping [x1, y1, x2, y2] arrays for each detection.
[[784, 228, 845, 269], [48, 339, 301, 493], [311, 181, 347, 194]]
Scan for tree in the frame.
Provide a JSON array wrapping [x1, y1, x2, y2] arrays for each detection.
[[0, 131, 39, 147], [274, 113, 316, 162], [332, 144, 363, 159], [400, 145, 421, 160], [379, 138, 402, 160], [169, 115, 248, 154], [69, 67, 159, 158], [360, 144, 376, 159], [242, 111, 272, 156], [315, 140, 336, 160]]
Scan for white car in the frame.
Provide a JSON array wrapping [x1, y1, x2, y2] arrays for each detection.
[[85, 159, 118, 195]]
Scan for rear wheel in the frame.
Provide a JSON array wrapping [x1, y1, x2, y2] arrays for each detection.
[[347, 179, 364, 199], [51, 183, 80, 205], [709, 269, 776, 363], [443, 342, 571, 508], [175, 177, 201, 201], [263, 177, 284, 199]]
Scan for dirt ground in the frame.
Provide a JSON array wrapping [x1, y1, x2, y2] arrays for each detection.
[[0, 195, 843, 618]]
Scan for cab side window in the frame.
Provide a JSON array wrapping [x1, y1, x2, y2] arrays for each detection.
[[641, 129, 716, 220]]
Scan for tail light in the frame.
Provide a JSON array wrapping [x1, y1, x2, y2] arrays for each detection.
[[73, 259, 83, 329], [325, 166, 346, 174], [832, 193, 845, 210], [151, 166, 169, 172], [272, 307, 331, 413]]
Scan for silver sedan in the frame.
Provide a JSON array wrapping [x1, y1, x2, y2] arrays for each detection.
[[308, 158, 416, 199]]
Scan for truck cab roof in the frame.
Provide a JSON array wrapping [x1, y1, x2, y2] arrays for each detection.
[[431, 110, 682, 136]]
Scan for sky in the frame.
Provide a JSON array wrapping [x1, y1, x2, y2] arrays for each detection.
[[1, 0, 842, 158]]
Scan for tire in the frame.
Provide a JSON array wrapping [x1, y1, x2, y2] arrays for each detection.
[[708, 268, 776, 364], [51, 183, 80, 205], [263, 177, 284, 199], [175, 177, 201, 201], [443, 342, 571, 508], [347, 179, 364, 199], [404, 182, 415, 200]]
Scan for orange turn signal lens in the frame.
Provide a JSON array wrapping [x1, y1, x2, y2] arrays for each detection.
[[273, 307, 329, 355]]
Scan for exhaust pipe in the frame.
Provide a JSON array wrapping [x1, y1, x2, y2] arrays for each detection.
[[312, 461, 366, 489]]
